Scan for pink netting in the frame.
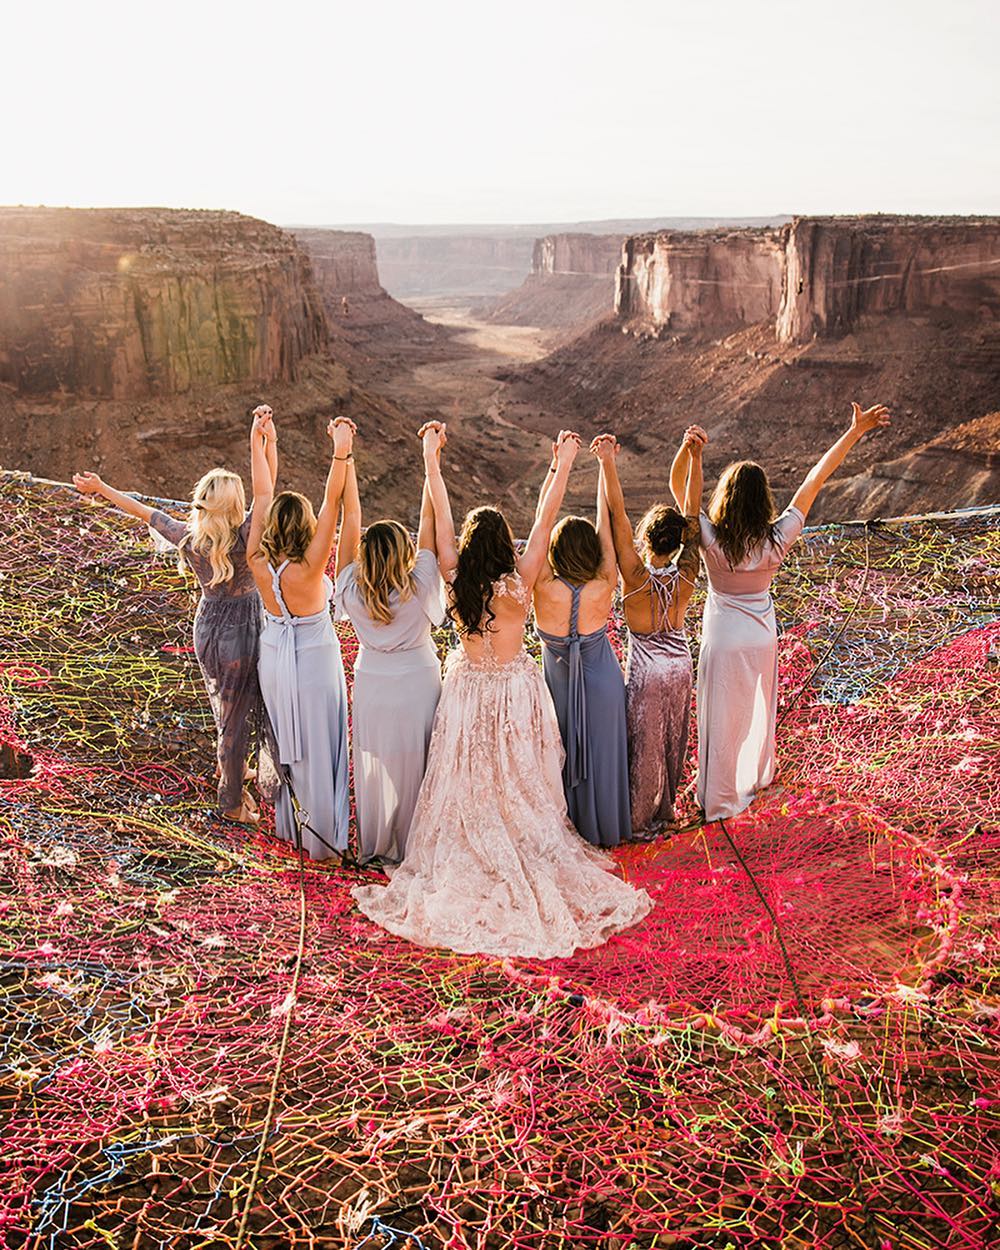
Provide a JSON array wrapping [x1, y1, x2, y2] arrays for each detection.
[[0, 474, 997, 1249]]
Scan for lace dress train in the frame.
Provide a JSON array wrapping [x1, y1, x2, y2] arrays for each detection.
[[352, 647, 652, 959]]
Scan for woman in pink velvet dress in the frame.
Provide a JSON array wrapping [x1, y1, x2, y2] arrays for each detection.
[[352, 423, 652, 959]]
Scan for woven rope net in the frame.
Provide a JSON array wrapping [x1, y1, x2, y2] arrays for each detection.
[[0, 472, 997, 1249]]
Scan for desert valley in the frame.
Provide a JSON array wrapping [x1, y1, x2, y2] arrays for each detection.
[[2, 206, 997, 527]]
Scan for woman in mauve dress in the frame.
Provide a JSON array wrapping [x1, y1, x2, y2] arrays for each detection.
[[693, 402, 891, 822], [247, 411, 356, 861], [72, 405, 278, 825], [591, 425, 706, 836], [335, 436, 446, 864], [532, 435, 630, 847], [352, 424, 651, 959]]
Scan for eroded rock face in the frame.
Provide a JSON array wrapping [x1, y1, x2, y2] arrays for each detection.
[[0, 208, 327, 398], [291, 229, 382, 296], [475, 233, 622, 329], [615, 229, 785, 332], [776, 216, 1000, 343]]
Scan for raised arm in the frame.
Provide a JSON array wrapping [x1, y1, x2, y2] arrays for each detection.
[[594, 453, 618, 584], [72, 473, 158, 525], [247, 410, 276, 560], [302, 419, 355, 571], [336, 458, 362, 575], [591, 435, 644, 586], [535, 432, 571, 522], [790, 403, 890, 521], [669, 440, 691, 511], [420, 422, 457, 576], [416, 477, 436, 553], [518, 431, 580, 587], [683, 426, 706, 516]]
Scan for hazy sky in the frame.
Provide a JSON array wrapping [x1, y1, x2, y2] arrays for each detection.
[[5, 0, 998, 225]]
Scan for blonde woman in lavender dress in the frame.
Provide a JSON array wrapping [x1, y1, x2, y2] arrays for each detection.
[[695, 403, 891, 821], [352, 425, 651, 959], [592, 426, 706, 835], [335, 444, 446, 864]]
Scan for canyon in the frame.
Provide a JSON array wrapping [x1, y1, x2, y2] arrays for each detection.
[[0, 208, 996, 531], [0, 208, 326, 398]]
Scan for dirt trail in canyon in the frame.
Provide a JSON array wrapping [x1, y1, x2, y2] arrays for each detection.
[[379, 298, 554, 431]]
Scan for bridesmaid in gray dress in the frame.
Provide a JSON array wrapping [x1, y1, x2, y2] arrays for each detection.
[[592, 429, 705, 835], [693, 402, 891, 820], [247, 411, 356, 861], [533, 444, 630, 847], [335, 437, 446, 864], [72, 414, 278, 825]]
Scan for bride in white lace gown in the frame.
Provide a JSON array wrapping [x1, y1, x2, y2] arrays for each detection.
[[352, 425, 652, 959]]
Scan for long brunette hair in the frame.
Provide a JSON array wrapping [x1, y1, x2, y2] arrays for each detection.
[[707, 461, 778, 568], [450, 507, 517, 636]]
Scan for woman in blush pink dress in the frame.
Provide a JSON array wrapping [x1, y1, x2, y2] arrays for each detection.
[[352, 423, 652, 959], [691, 402, 891, 822]]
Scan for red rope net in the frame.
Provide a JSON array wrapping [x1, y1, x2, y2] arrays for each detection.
[[0, 473, 996, 1249]]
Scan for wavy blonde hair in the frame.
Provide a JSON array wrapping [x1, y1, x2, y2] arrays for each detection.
[[259, 491, 317, 566], [357, 520, 416, 625], [179, 469, 246, 587], [707, 461, 778, 568]]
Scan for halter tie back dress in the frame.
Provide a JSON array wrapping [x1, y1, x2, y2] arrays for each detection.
[[257, 560, 349, 859], [696, 506, 805, 821], [148, 509, 262, 815], [336, 548, 446, 863], [352, 572, 651, 959], [623, 562, 693, 834], [536, 578, 631, 848]]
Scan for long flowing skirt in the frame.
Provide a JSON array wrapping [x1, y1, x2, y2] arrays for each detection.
[[193, 594, 262, 813], [540, 630, 631, 848], [258, 610, 350, 859], [352, 642, 442, 863], [696, 590, 778, 822], [625, 627, 693, 833], [352, 650, 651, 958]]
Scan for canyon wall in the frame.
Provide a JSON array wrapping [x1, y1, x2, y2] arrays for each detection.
[[0, 208, 327, 399], [615, 216, 1000, 342], [615, 229, 785, 333], [291, 229, 382, 296], [776, 216, 1000, 342], [476, 233, 622, 328]]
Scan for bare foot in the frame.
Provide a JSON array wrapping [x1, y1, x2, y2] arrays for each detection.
[[223, 799, 259, 826]]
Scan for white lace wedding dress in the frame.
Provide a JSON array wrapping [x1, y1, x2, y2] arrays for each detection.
[[351, 573, 652, 958]]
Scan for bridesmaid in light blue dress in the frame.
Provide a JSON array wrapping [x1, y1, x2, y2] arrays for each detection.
[[247, 410, 356, 861]]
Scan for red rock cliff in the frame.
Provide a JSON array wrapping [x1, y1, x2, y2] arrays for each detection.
[[776, 215, 1000, 342], [532, 233, 622, 277], [291, 229, 383, 295], [615, 229, 785, 332], [0, 208, 327, 398]]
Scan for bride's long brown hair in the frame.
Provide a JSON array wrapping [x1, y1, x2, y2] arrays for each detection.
[[707, 461, 779, 568], [450, 507, 517, 637]]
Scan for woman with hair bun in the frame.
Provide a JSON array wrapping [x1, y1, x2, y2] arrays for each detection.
[[334, 434, 445, 864], [533, 435, 630, 847], [592, 425, 705, 836], [247, 410, 355, 861], [73, 408, 278, 825], [352, 425, 651, 959], [693, 402, 890, 821]]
